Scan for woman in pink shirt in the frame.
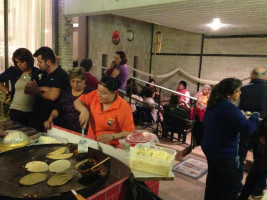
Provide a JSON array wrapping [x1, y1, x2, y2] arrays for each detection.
[[176, 80, 190, 104]]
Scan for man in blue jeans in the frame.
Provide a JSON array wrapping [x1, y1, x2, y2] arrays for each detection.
[[238, 67, 267, 198]]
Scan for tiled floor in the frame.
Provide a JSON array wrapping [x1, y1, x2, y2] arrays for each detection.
[[157, 134, 206, 200], [134, 126, 267, 200]]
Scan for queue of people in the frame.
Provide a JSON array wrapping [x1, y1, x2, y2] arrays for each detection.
[[123, 69, 267, 200], [0, 47, 136, 149], [1, 46, 267, 200]]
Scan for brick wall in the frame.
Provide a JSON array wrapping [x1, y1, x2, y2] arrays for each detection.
[[85, 177, 159, 200], [87, 15, 152, 81], [57, 0, 73, 71], [151, 24, 267, 96]]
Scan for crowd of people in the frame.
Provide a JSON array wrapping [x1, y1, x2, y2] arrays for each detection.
[[0, 47, 134, 149], [1, 46, 267, 200]]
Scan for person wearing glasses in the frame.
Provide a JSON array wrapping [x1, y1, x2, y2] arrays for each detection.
[[74, 76, 134, 148], [44, 67, 92, 133]]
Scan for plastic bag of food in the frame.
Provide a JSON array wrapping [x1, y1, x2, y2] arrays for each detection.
[[3, 130, 28, 144]]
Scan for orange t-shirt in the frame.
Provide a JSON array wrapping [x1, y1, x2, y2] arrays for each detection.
[[78, 90, 135, 147]]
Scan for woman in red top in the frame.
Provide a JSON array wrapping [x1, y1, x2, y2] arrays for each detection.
[[176, 80, 191, 105], [74, 77, 135, 148]]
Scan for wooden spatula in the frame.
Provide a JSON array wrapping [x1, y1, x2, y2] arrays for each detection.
[[90, 157, 110, 170], [71, 189, 86, 200]]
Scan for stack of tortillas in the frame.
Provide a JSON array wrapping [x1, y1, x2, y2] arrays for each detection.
[[46, 147, 73, 160], [19, 173, 47, 186], [47, 173, 73, 186]]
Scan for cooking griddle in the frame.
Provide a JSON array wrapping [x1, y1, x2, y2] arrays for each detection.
[[0, 143, 130, 200]]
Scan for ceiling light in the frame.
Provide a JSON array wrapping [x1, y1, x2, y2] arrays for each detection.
[[73, 23, 79, 27], [207, 18, 226, 30]]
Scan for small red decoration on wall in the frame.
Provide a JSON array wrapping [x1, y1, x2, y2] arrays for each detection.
[[112, 30, 120, 45]]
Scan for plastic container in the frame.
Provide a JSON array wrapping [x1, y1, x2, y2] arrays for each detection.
[[75, 158, 102, 178], [0, 130, 29, 152], [125, 132, 159, 147], [130, 143, 176, 176]]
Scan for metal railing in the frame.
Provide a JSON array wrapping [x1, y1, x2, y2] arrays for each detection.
[[97, 64, 198, 149], [120, 75, 198, 149]]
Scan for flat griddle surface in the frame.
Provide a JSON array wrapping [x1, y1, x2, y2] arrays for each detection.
[[0, 144, 118, 199]]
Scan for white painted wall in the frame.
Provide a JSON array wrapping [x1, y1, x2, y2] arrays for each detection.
[[64, 0, 183, 16]]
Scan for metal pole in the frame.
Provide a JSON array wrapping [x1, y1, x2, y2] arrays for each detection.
[[156, 88, 162, 136], [3, 0, 9, 90], [190, 103, 197, 149], [4, 0, 8, 71], [54, 0, 59, 55], [148, 24, 154, 79], [85, 16, 89, 58], [40, 0, 45, 46], [197, 34, 205, 91]]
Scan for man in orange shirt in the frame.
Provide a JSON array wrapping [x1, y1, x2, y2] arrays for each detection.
[[74, 76, 135, 148]]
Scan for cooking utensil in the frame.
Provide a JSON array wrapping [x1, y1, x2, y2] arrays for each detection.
[[75, 158, 102, 177], [71, 189, 87, 200], [90, 157, 110, 170], [97, 140, 103, 152], [78, 129, 88, 153], [27, 139, 39, 146], [75, 157, 110, 178]]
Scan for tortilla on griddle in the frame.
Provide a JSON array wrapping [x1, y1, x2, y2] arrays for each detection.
[[19, 173, 47, 186], [47, 173, 73, 186], [46, 153, 73, 160], [49, 160, 71, 173], [25, 161, 48, 172], [47, 147, 66, 155]]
